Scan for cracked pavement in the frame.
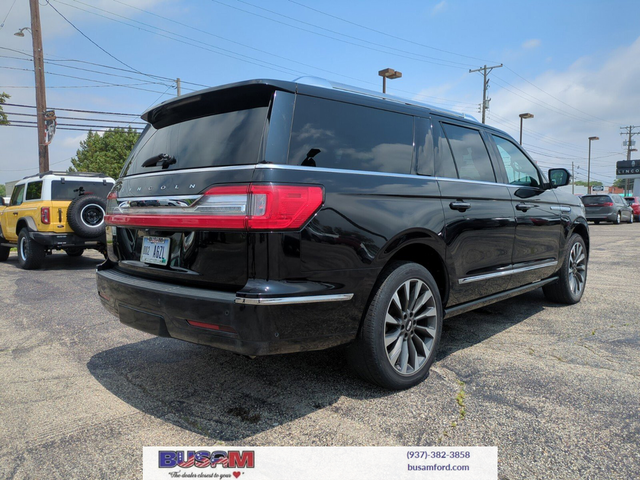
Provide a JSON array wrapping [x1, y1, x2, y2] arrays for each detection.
[[1, 224, 639, 479]]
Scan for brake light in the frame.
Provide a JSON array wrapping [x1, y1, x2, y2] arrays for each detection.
[[603, 202, 613, 207], [105, 184, 324, 231], [41, 207, 50, 224]]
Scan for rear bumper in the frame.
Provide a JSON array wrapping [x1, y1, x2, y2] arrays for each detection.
[[96, 265, 361, 355], [29, 231, 105, 248], [585, 212, 617, 222]]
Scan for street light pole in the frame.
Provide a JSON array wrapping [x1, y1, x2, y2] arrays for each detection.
[[587, 136, 599, 194], [378, 68, 402, 94], [519, 113, 534, 145]]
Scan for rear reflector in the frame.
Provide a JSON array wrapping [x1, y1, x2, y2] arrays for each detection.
[[105, 183, 324, 231], [186, 320, 237, 334]]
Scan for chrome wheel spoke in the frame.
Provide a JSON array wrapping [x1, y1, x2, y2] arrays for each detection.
[[384, 275, 439, 377]]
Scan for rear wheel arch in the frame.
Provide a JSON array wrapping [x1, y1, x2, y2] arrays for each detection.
[[15, 217, 38, 236], [570, 222, 590, 258]]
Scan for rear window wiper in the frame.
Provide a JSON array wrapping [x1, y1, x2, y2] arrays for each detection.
[[141, 153, 177, 169]]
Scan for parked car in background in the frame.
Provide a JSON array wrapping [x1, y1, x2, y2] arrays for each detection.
[[624, 196, 640, 221], [581, 194, 634, 224], [0, 171, 115, 269]]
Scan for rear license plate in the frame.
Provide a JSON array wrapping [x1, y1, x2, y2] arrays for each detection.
[[140, 236, 170, 266]]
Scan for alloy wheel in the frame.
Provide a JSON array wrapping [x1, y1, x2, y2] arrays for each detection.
[[568, 242, 587, 296], [384, 279, 438, 375]]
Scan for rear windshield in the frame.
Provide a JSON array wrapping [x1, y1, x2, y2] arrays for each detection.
[[121, 87, 272, 177], [51, 180, 113, 200], [581, 195, 611, 206], [625, 197, 636, 205]]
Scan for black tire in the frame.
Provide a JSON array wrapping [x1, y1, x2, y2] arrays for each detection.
[[17, 229, 45, 270], [594, 220, 600, 225], [543, 234, 587, 304], [67, 195, 107, 238], [0, 245, 10, 262], [64, 247, 85, 257], [347, 261, 443, 390], [628, 214, 634, 224], [613, 212, 621, 224]]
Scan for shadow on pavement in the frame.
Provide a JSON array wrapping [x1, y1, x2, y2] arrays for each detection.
[[87, 288, 565, 442]]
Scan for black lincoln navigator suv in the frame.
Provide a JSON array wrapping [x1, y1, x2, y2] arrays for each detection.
[[97, 78, 589, 389]]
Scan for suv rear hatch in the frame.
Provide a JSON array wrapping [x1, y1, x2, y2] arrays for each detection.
[[105, 83, 289, 291]]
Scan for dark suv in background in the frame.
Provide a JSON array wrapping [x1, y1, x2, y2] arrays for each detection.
[[97, 78, 589, 389]]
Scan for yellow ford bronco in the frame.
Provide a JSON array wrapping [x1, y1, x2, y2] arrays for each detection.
[[0, 171, 115, 269]]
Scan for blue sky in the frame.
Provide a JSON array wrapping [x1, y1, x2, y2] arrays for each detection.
[[1, 0, 640, 186]]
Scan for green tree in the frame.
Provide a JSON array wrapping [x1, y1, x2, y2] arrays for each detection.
[[613, 178, 633, 189], [0, 184, 5, 197], [574, 180, 603, 187], [69, 127, 140, 179], [0, 92, 10, 125]]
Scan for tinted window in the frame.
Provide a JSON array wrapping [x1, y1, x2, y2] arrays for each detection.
[[492, 135, 541, 187], [441, 123, 495, 183], [123, 106, 269, 177], [10, 184, 25, 206], [25, 181, 43, 200], [581, 195, 611, 206], [288, 96, 413, 174], [51, 181, 113, 200]]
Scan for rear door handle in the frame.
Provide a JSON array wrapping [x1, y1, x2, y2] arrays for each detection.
[[450, 201, 471, 212], [516, 203, 538, 212]]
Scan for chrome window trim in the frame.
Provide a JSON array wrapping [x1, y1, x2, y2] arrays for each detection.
[[235, 293, 354, 305], [459, 261, 558, 285], [121, 164, 257, 180]]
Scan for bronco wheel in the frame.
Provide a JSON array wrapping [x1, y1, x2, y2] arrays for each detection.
[[67, 195, 107, 238], [17, 229, 46, 270], [348, 261, 442, 390], [543, 234, 587, 304]]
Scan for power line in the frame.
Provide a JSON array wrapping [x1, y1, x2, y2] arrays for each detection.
[[47, 0, 145, 75], [3, 110, 146, 124], [3, 102, 140, 116]]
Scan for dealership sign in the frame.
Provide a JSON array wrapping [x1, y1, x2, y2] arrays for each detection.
[[616, 160, 640, 177]]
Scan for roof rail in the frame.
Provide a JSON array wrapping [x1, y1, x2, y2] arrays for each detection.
[[22, 171, 110, 180], [293, 76, 479, 122]]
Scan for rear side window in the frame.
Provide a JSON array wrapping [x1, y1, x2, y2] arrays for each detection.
[[51, 181, 113, 200], [26, 181, 43, 200], [441, 123, 495, 183], [288, 96, 413, 174]]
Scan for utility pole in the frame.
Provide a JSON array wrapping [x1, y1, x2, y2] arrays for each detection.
[[469, 64, 503, 124], [620, 125, 639, 161], [29, 0, 49, 173], [572, 161, 575, 195], [176, 78, 181, 96]]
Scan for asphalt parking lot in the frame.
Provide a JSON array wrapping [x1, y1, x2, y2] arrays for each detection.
[[1, 225, 639, 480]]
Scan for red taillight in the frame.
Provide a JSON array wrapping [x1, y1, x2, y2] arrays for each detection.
[[603, 202, 613, 207], [105, 183, 324, 231], [107, 191, 117, 200], [41, 207, 50, 224]]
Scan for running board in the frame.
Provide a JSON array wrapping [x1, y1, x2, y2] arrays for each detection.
[[444, 276, 559, 319]]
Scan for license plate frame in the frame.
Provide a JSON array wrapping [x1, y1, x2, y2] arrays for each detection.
[[140, 236, 170, 266]]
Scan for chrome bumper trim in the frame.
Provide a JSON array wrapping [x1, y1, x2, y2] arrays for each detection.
[[235, 293, 354, 305]]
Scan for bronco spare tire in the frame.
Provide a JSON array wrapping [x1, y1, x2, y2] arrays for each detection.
[[67, 195, 107, 238]]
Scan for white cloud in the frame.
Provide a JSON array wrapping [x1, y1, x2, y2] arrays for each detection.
[[489, 36, 640, 184], [431, 1, 447, 16], [522, 39, 541, 50]]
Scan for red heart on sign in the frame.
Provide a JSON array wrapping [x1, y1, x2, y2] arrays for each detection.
[[233, 472, 241, 479]]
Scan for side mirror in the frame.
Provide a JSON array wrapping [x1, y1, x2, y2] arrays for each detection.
[[548, 168, 571, 188]]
